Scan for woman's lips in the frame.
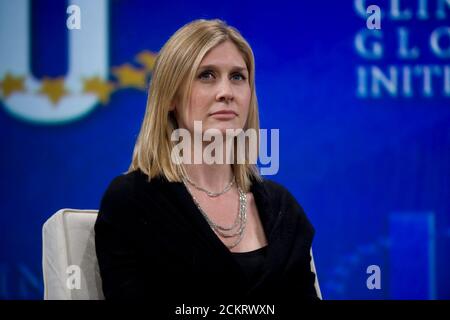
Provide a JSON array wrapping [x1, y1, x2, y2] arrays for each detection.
[[209, 110, 238, 119]]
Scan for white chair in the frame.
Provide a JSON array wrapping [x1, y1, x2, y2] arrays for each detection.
[[42, 209, 322, 300], [311, 249, 322, 299], [42, 209, 104, 300]]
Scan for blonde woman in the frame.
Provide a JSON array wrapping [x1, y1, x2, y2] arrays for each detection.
[[95, 19, 319, 305]]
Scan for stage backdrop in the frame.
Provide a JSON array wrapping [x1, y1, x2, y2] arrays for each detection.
[[1, 0, 449, 299]]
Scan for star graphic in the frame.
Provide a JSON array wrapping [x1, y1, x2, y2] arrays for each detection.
[[136, 50, 157, 72], [38, 77, 68, 105], [83, 76, 115, 105], [0, 73, 26, 98], [112, 64, 147, 90]]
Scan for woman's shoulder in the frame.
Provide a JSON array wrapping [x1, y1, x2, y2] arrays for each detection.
[[256, 178, 313, 229], [259, 178, 290, 194], [97, 170, 164, 219], [101, 169, 163, 198], [256, 178, 301, 205]]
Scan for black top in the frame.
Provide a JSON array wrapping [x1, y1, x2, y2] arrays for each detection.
[[231, 245, 268, 288], [95, 169, 318, 306]]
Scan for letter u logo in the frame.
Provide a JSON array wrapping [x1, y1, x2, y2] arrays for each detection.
[[0, 0, 108, 124]]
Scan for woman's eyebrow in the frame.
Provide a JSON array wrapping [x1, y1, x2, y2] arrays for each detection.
[[197, 64, 248, 72]]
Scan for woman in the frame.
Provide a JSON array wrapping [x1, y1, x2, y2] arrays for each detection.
[[95, 19, 319, 305]]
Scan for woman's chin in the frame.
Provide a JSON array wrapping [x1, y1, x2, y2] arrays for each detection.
[[203, 120, 244, 134], [207, 126, 243, 135]]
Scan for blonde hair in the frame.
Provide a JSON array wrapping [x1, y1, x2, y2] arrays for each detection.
[[128, 19, 262, 191]]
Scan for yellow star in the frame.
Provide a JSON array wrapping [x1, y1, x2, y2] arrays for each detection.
[[38, 77, 69, 105], [83, 76, 115, 105], [0, 73, 25, 98], [136, 50, 157, 72], [112, 64, 147, 90]]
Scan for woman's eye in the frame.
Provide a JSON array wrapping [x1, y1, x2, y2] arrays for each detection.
[[231, 73, 246, 81], [198, 71, 214, 80]]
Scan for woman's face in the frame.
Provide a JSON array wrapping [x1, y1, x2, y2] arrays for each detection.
[[174, 40, 251, 135]]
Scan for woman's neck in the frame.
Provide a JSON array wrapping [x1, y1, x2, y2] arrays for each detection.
[[183, 163, 234, 193]]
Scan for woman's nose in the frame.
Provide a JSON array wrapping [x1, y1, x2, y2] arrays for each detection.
[[215, 79, 234, 102]]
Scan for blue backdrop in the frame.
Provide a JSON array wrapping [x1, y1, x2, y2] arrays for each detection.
[[1, 0, 449, 299]]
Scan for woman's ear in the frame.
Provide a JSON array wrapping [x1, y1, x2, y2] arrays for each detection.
[[168, 110, 179, 129], [170, 92, 181, 112]]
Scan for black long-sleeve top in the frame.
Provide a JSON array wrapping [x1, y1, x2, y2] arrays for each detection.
[[94, 169, 318, 306]]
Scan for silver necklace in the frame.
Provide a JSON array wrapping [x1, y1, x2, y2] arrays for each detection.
[[183, 174, 235, 197], [183, 180, 247, 249]]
